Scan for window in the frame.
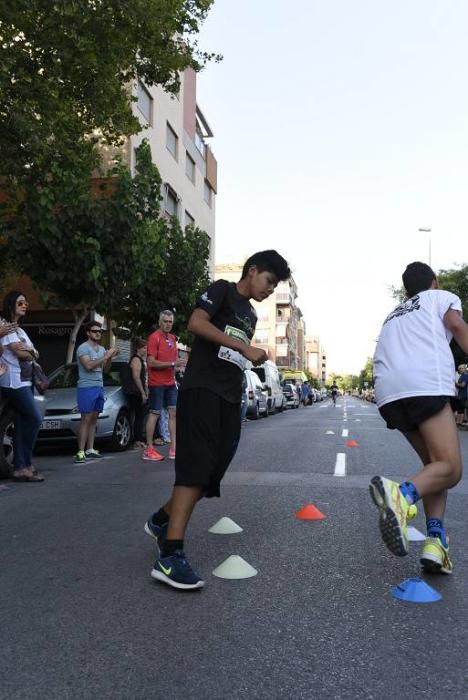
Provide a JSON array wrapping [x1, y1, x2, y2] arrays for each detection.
[[195, 125, 205, 156], [185, 210, 195, 228], [276, 322, 287, 338], [185, 152, 195, 183], [204, 180, 212, 207], [165, 185, 178, 217], [166, 123, 178, 159], [254, 330, 269, 344], [137, 81, 152, 124]]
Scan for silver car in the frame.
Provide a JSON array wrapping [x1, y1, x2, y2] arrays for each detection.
[[37, 361, 133, 451], [244, 369, 268, 419]]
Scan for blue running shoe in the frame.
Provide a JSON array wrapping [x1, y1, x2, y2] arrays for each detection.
[[151, 550, 205, 590], [144, 517, 168, 554]]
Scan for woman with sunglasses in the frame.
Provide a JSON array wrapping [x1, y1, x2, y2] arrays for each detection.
[[0, 290, 43, 482]]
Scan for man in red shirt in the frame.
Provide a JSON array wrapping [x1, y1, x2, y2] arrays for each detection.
[[143, 310, 183, 462]]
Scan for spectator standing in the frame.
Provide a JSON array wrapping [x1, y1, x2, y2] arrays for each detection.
[[122, 337, 148, 447], [456, 364, 468, 428], [0, 291, 43, 482], [144, 311, 182, 462], [75, 321, 118, 463], [301, 381, 310, 406]]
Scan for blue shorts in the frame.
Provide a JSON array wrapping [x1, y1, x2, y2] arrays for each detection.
[[77, 386, 105, 414], [148, 384, 178, 413]]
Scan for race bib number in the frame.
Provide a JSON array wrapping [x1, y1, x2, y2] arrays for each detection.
[[218, 325, 249, 370]]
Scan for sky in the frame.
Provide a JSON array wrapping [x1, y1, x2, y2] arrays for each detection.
[[196, 0, 468, 374]]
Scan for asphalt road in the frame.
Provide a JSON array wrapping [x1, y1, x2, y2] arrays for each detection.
[[1, 398, 468, 700]]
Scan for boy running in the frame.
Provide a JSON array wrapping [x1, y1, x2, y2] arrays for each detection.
[[144, 250, 290, 589], [370, 262, 468, 574]]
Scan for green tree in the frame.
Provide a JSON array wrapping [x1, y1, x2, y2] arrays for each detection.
[[114, 216, 211, 343], [0, 0, 220, 180], [358, 357, 374, 389], [438, 264, 468, 315], [439, 264, 468, 364], [3, 141, 210, 361]]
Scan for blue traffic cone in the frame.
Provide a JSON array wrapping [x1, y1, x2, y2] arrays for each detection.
[[390, 577, 441, 603]]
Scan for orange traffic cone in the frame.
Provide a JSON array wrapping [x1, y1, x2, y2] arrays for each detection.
[[295, 504, 326, 520], [346, 439, 359, 447]]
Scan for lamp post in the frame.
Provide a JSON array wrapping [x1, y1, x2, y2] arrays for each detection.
[[418, 227, 432, 266]]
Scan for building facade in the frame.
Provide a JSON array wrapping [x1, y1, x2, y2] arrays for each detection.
[[130, 68, 217, 270], [305, 336, 327, 384]]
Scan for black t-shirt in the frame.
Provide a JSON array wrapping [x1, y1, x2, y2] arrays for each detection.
[[182, 279, 257, 403]]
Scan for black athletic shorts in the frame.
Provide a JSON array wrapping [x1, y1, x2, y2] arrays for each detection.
[[379, 396, 450, 433], [450, 396, 465, 413], [174, 388, 241, 498]]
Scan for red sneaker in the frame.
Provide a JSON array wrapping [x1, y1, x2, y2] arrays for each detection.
[[168, 448, 176, 460], [142, 446, 164, 462]]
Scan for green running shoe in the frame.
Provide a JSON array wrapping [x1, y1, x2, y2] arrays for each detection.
[[369, 476, 417, 556], [420, 536, 453, 574]]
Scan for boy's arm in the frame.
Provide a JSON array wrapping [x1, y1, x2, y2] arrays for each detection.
[[188, 308, 267, 366], [444, 309, 468, 354]]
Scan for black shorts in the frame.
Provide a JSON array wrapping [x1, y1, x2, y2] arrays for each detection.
[[450, 397, 465, 414], [379, 396, 450, 433], [174, 388, 241, 498]]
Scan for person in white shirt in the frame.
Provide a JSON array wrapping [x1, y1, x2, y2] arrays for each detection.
[[0, 290, 43, 482], [370, 262, 468, 575]]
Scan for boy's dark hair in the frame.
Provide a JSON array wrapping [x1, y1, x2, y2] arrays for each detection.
[[402, 262, 436, 298], [241, 250, 291, 282], [85, 320, 102, 333], [1, 290, 26, 321]]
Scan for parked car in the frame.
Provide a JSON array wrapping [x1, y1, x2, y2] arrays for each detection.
[[282, 381, 300, 409], [0, 391, 14, 478], [250, 361, 286, 413], [311, 388, 322, 403], [36, 361, 133, 451], [244, 369, 268, 419]]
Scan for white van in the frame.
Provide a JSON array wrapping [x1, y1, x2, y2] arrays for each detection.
[[249, 360, 286, 414]]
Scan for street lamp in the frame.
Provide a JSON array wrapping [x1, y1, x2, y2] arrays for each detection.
[[418, 227, 432, 266]]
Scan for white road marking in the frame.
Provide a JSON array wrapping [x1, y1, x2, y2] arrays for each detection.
[[342, 429, 349, 437], [408, 526, 426, 542], [334, 453, 346, 477], [326, 430, 335, 435]]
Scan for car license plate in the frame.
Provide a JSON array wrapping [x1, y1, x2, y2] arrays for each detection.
[[41, 420, 61, 430]]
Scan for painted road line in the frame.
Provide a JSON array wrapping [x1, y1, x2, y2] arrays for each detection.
[[334, 453, 346, 477], [342, 428, 349, 437]]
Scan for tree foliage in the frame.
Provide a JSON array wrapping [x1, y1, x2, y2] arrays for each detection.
[[0, 0, 220, 180], [358, 357, 374, 389], [114, 217, 211, 344], [438, 264, 468, 318], [2, 140, 211, 359]]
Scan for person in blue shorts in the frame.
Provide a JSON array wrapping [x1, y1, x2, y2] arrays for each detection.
[[75, 321, 118, 463]]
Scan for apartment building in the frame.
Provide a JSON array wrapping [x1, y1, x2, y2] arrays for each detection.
[[305, 336, 327, 384], [214, 264, 304, 369], [127, 68, 217, 269]]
